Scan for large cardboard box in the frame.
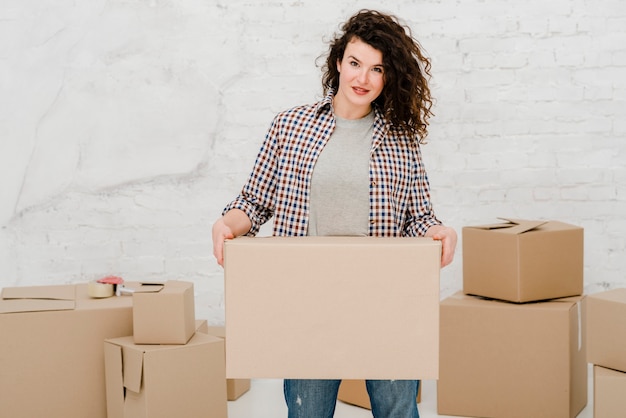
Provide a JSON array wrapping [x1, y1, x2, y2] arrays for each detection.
[[586, 288, 626, 372], [104, 333, 228, 418], [224, 236, 441, 379], [594, 365, 626, 418], [132, 280, 196, 344], [0, 283, 134, 418], [463, 218, 583, 303], [438, 292, 587, 418], [197, 322, 252, 400], [337, 379, 421, 409]]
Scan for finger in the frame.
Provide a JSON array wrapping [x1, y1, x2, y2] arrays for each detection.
[[213, 245, 223, 267]]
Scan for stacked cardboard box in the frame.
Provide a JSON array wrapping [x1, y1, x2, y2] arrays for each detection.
[[462, 218, 583, 303], [438, 218, 587, 418], [0, 283, 134, 418], [198, 323, 252, 401], [585, 288, 626, 417], [104, 280, 229, 418]]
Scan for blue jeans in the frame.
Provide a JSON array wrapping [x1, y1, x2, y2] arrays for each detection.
[[283, 379, 420, 418]]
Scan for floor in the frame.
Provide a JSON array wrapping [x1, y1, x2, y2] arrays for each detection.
[[227, 366, 595, 417]]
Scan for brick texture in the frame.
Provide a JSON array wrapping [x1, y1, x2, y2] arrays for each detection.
[[1, 0, 624, 323]]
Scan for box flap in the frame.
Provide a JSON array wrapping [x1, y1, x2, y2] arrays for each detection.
[[122, 347, 145, 394], [195, 319, 209, 334], [205, 325, 226, 339], [104, 342, 125, 418], [124, 282, 164, 294], [2, 284, 75, 300], [0, 299, 75, 314], [469, 218, 547, 234], [0, 284, 76, 313], [138, 279, 167, 285], [499, 218, 548, 234]]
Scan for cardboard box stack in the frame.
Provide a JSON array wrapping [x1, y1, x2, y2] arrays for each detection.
[[585, 288, 626, 417], [0, 283, 134, 418], [104, 280, 229, 418], [438, 218, 587, 418]]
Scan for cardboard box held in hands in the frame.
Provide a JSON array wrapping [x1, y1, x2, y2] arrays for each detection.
[[224, 236, 441, 380]]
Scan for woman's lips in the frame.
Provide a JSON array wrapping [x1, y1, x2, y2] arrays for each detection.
[[352, 86, 369, 95]]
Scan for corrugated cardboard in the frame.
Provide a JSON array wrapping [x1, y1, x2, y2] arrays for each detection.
[[437, 292, 587, 418], [594, 365, 626, 418], [463, 218, 584, 303], [337, 379, 421, 409], [132, 280, 196, 344], [0, 283, 134, 418], [104, 333, 227, 418], [586, 288, 626, 372], [224, 236, 441, 379], [196, 322, 252, 400]]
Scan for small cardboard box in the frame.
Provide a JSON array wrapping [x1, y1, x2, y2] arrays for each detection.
[[437, 292, 587, 418], [224, 236, 441, 379], [594, 365, 626, 418], [586, 288, 626, 372], [463, 218, 584, 303], [104, 333, 227, 418], [0, 283, 134, 418], [196, 321, 252, 400], [132, 280, 196, 344], [337, 379, 421, 409]]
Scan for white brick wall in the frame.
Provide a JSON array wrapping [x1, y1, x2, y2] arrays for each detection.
[[1, 0, 624, 324]]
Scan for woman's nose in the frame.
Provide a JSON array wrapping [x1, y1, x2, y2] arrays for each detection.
[[357, 68, 368, 84]]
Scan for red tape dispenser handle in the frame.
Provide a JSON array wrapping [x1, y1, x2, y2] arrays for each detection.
[[97, 276, 124, 285], [97, 276, 135, 297]]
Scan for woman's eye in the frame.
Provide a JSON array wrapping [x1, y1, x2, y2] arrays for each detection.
[[372, 67, 383, 73], [350, 61, 359, 67]]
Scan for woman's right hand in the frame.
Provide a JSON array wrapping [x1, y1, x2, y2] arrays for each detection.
[[212, 209, 252, 267], [212, 218, 234, 267]]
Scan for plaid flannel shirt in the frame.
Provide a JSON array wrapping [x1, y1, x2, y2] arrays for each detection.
[[223, 91, 442, 237]]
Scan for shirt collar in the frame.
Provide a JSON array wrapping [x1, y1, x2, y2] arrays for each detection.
[[314, 90, 335, 115]]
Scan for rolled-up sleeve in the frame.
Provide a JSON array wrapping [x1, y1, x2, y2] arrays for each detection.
[[222, 117, 281, 236], [402, 145, 442, 237]]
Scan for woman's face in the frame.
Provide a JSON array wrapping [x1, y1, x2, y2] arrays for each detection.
[[334, 37, 385, 119]]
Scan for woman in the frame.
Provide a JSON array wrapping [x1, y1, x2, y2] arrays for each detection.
[[212, 9, 457, 418]]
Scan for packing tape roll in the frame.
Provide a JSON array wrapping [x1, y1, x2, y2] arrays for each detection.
[[88, 281, 114, 298]]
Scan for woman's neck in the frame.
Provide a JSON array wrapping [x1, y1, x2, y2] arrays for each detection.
[[332, 95, 372, 120]]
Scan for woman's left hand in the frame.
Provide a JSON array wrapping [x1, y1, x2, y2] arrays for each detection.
[[425, 225, 458, 268]]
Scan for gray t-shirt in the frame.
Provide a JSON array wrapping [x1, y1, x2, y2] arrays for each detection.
[[308, 112, 373, 236]]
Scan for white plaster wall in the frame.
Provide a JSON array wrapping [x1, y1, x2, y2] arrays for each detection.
[[1, 0, 625, 324]]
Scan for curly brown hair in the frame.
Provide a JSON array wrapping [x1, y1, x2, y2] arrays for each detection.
[[322, 10, 434, 142]]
